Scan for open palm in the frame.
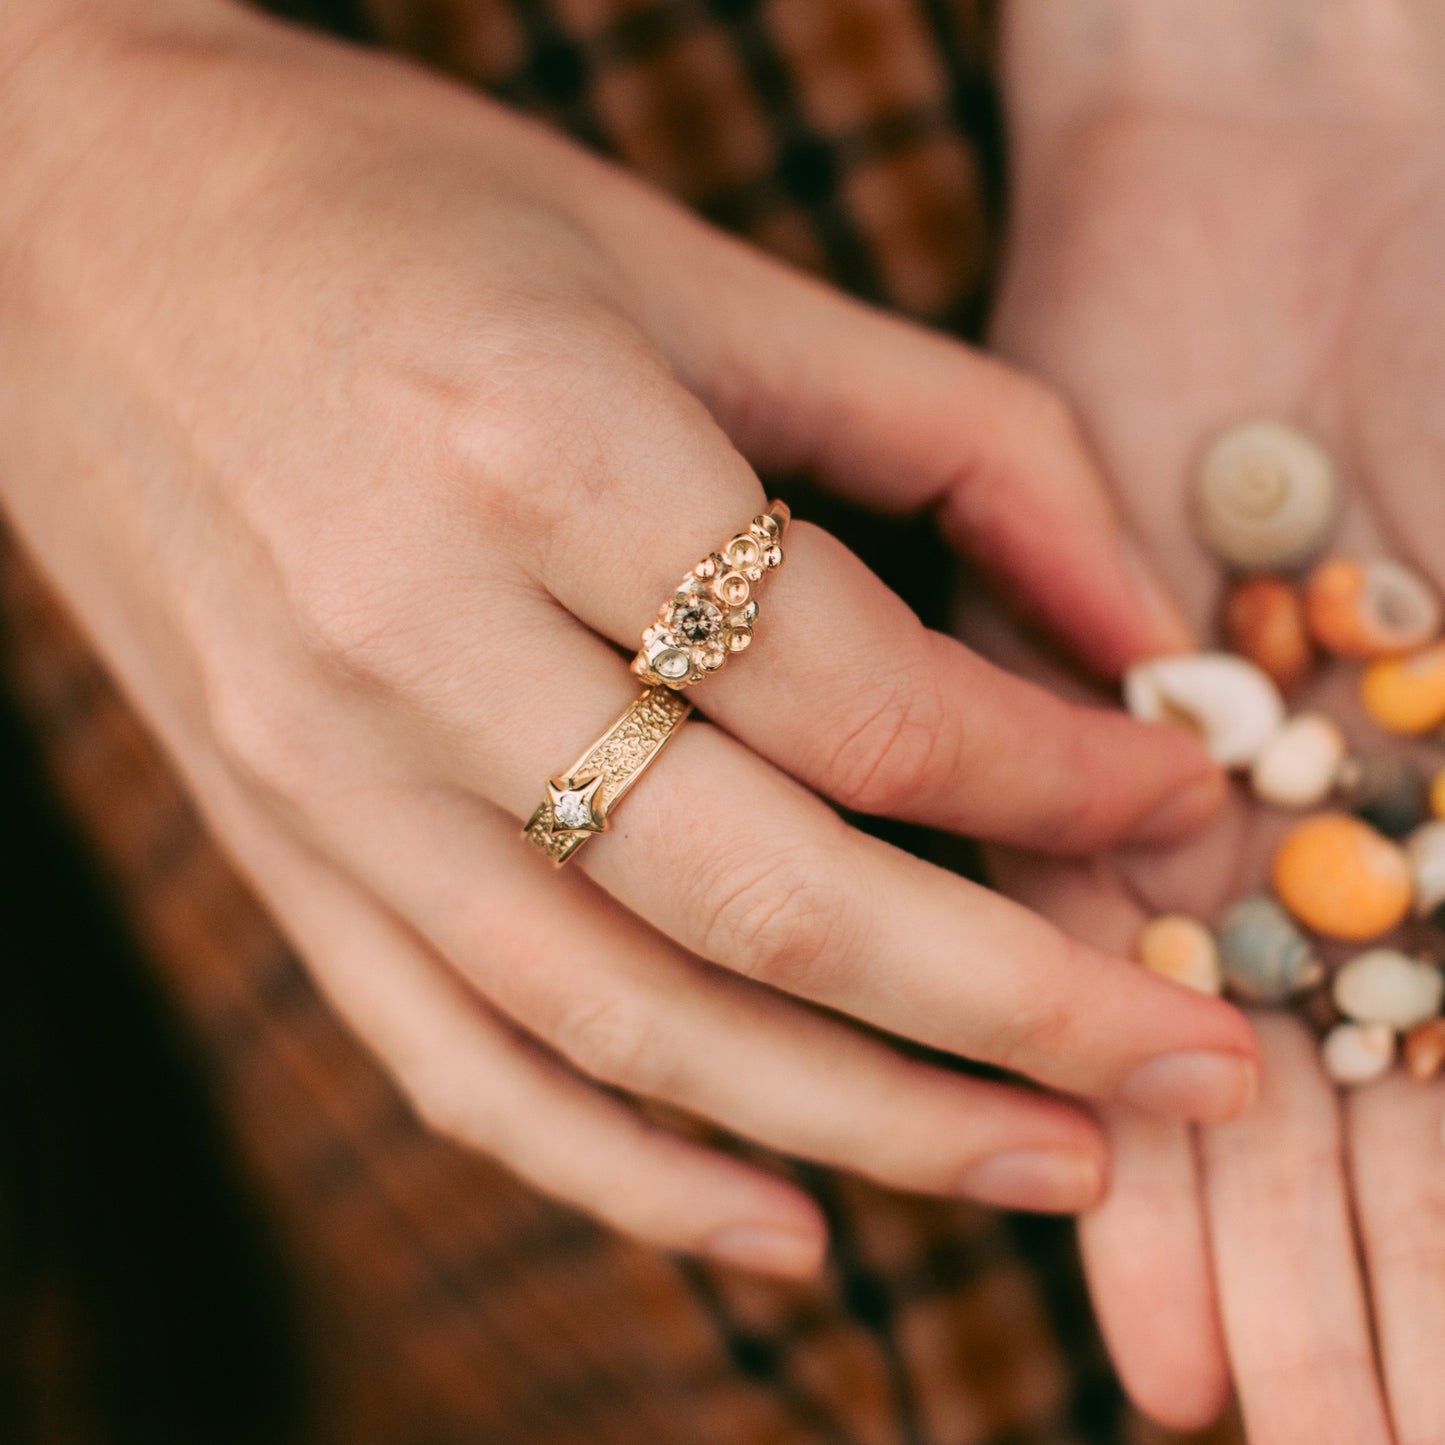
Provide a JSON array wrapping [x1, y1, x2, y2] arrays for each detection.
[[974, 101, 1445, 1441]]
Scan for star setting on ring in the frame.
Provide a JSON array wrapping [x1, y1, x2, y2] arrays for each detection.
[[546, 772, 606, 836]]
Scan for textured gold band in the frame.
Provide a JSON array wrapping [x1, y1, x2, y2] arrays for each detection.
[[631, 500, 790, 689], [522, 687, 692, 867]]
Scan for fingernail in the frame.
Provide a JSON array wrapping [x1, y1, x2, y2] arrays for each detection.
[[702, 1223, 823, 1277], [956, 1149, 1104, 1213], [1130, 771, 1228, 844], [1118, 536, 1196, 653], [1120, 1050, 1259, 1122]]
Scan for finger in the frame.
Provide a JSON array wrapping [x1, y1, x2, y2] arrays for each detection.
[[528, 380, 1223, 853], [1200, 1014, 1393, 1445], [994, 846, 1232, 1429], [405, 612, 1257, 1121], [633, 224, 1193, 672], [202, 765, 829, 1277], [1347, 1068, 1445, 1445], [296, 773, 1111, 1213]]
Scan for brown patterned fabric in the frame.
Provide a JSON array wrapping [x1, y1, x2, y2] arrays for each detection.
[[1, 2, 1246, 1441]]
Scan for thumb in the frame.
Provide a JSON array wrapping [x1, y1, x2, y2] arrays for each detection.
[[658, 244, 1190, 677]]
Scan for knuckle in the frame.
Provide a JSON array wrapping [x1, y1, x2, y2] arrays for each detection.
[[1033, 722, 1119, 846], [988, 991, 1081, 1076], [205, 670, 313, 799], [401, 1064, 497, 1153], [816, 648, 956, 814], [288, 574, 418, 692], [550, 995, 667, 1094], [700, 837, 857, 993]]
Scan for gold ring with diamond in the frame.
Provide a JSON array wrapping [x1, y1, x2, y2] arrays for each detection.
[[631, 501, 790, 689], [522, 686, 692, 867]]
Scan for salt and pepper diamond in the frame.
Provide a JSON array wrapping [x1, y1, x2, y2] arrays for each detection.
[[631, 503, 789, 688]]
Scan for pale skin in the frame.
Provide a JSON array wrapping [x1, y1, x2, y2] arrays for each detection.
[[0, 0, 1271, 1280], [984, 2, 1445, 1438]]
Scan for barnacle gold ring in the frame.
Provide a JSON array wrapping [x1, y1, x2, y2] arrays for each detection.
[[524, 502, 788, 867], [523, 687, 692, 867], [631, 501, 790, 688]]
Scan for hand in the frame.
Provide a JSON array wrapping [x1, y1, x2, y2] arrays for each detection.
[[986, 2, 1445, 1434], [0, 2, 1257, 1275]]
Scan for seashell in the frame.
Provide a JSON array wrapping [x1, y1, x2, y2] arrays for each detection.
[[1123, 652, 1284, 769], [1332, 948, 1445, 1030], [1321, 1022, 1397, 1085], [1303, 558, 1442, 659], [1192, 420, 1340, 572], [1136, 915, 1223, 995], [1221, 576, 1316, 693], [1431, 766, 1445, 821], [1250, 713, 1345, 809], [1405, 820, 1445, 918], [1215, 895, 1324, 1002], [1272, 812, 1413, 941], [1336, 753, 1426, 838], [1404, 1017, 1445, 1081], [1361, 643, 1445, 735]]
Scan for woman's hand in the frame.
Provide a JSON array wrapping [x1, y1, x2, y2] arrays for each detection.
[[0, 1, 1257, 1274], [987, 0, 1445, 1433]]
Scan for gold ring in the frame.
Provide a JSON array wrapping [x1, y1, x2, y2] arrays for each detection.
[[522, 686, 692, 867], [631, 500, 790, 689]]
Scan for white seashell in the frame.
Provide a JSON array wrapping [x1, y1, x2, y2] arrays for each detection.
[[1250, 713, 1346, 808], [1124, 652, 1285, 768], [1321, 1021, 1396, 1085], [1405, 820, 1445, 916], [1193, 420, 1341, 571], [1332, 949, 1445, 1030]]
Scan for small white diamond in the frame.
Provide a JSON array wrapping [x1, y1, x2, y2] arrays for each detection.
[[553, 790, 594, 830]]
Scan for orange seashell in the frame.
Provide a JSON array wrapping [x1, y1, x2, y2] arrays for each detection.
[[1360, 643, 1445, 735], [1220, 577, 1315, 692], [1303, 558, 1441, 658], [1272, 812, 1413, 941], [1136, 915, 1223, 995]]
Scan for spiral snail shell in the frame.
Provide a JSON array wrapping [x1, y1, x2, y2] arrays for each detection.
[[1192, 420, 1340, 572], [1304, 557, 1441, 659], [1215, 895, 1323, 1002]]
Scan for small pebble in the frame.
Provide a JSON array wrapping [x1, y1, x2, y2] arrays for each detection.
[[1216, 895, 1323, 1001], [1221, 577, 1316, 693], [1332, 948, 1445, 1030], [1272, 813, 1413, 941], [1361, 643, 1445, 735], [1250, 713, 1345, 809], [1404, 1017, 1445, 1081], [1136, 915, 1224, 995], [1123, 652, 1285, 769], [1321, 1021, 1397, 1085], [1192, 420, 1340, 572], [1336, 753, 1426, 838], [1304, 558, 1441, 659]]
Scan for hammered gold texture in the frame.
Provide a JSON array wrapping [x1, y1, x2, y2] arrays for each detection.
[[523, 687, 691, 866]]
